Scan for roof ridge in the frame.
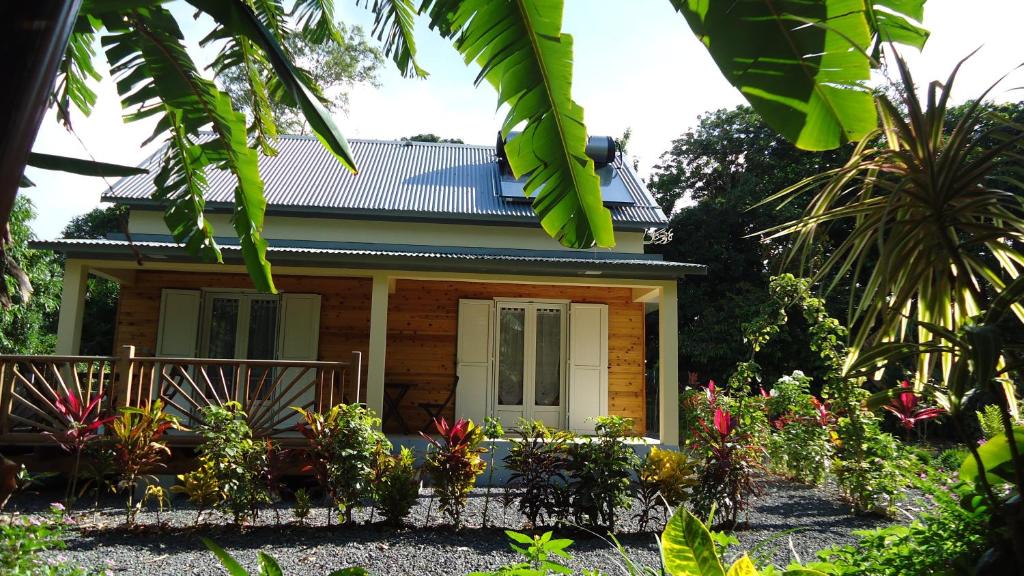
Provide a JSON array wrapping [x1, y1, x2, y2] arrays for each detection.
[[196, 130, 495, 149]]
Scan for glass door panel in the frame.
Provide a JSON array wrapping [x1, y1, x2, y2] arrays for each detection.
[[246, 298, 280, 400], [533, 308, 562, 407], [496, 305, 526, 427]]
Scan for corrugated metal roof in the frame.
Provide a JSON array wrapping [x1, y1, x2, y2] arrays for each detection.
[[103, 135, 668, 229], [37, 238, 703, 279]]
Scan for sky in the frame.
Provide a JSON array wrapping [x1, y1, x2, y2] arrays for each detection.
[[22, 0, 1024, 239]]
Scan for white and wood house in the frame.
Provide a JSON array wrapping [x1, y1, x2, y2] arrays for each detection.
[[6, 135, 702, 447]]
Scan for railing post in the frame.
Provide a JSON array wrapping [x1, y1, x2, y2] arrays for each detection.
[[0, 360, 11, 436], [350, 351, 362, 407], [115, 345, 136, 411]]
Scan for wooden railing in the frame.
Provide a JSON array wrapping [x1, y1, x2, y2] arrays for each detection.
[[0, 347, 361, 444]]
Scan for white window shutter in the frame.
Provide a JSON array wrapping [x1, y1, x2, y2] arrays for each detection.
[[156, 289, 201, 357], [456, 299, 493, 424], [279, 294, 321, 361], [568, 303, 608, 434]]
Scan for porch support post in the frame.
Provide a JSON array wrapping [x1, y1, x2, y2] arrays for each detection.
[[658, 281, 680, 447], [55, 259, 88, 355], [367, 274, 389, 423]]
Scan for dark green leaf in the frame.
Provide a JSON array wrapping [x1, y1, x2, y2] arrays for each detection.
[[27, 152, 148, 178], [360, 0, 427, 78]]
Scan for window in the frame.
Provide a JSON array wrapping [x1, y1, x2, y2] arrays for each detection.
[[200, 293, 281, 396]]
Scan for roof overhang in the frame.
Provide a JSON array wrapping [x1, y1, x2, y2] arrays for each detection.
[[35, 238, 706, 280]]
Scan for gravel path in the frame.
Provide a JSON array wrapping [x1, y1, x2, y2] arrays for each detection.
[[10, 477, 905, 575]]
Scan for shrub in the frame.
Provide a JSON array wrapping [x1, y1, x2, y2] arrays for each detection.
[[372, 446, 419, 526], [832, 417, 907, 514], [421, 417, 486, 528], [195, 402, 270, 524], [634, 446, 698, 531], [503, 420, 573, 527], [977, 404, 1005, 441], [295, 403, 390, 523], [817, 479, 991, 574], [764, 372, 833, 485], [172, 460, 223, 524], [567, 415, 638, 530], [110, 400, 179, 524], [293, 488, 312, 524]]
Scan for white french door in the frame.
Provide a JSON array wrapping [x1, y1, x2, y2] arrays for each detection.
[[493, 301, 567, 429]]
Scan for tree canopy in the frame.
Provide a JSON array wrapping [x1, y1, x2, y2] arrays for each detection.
[[0, 197, 60, 353]]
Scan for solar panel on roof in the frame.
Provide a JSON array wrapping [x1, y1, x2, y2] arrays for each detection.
[[498, 163, 635, 206]]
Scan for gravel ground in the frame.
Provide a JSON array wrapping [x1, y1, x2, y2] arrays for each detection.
[[9, 476, 910, 575]]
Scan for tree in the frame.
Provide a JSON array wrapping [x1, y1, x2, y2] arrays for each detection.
[[0, 197, 61, 353], [647, 106, 851, 385], [401, 134, 464, 144], [2, 0, 929, 301], [221, 24, 383, 136], [62, 206, 127, 355]]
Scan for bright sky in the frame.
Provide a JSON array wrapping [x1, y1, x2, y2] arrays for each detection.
[[23, 0, 1024, 239]]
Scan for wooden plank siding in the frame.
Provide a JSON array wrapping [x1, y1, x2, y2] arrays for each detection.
[[114, 272, 646, 434]]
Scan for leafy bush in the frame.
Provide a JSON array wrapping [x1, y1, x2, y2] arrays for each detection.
[[110, 400, 179, 524], [832, 417, 907, 514], [634, 446, 698, 531], [0, 504, 96, 576], [503, 420, 573, 527], [172, 460, 223, 524], [816, 479, 991, 575], [977, 404, 1005, 441], [422, 417, 487, 528], [295, 403, 390, 523], [293, 488, 312, 524], [764, 372, 833, 485], [195, 402, 270, 524], [372, 446, 419, 526], [567, 415, 638, 530]]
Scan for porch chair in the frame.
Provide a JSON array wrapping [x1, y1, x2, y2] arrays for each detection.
[[417, 375, 458, 432]]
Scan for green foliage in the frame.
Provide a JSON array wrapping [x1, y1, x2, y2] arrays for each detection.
[[816, 479, 991, 575], [110, 400, 179, 524], [422, 418, 486, 528], [293, 488, 312, 524], [670, 1, 925, 151], [503, 420, 573, 527], [0, 197, 60, 353], [202, 537, 369, 576], [634, 447, 698, 531], [960, 427, 1024, 486], [0, 505, 96, 576], [422, 0, 613, 250], [402, 134, 465, 144], [295, 404, 390, 522], [195, 403, 270, 524], [470, 531, 574, 576], [172, 461, 224, 524], [372, 446, 419, 526], [765, 372, 833, 485], [935, 448, 968, 472], [976, 404, 1007, 441], [648, 107, 852, 385], [831, 418, 907, 514], [567, 416, 638, 530]]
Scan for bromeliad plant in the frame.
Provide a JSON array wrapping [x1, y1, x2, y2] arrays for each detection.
[[110, 400, 179, 525], [421, 417, 486, 529], [43, 389, 114, 504]]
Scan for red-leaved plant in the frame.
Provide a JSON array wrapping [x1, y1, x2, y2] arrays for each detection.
[[421, 417, 486, 528], [44, 390, 114, 504], [884, 381, 945, 439]]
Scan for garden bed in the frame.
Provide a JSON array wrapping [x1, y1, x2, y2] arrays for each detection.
[[12, 476, 906, 575]]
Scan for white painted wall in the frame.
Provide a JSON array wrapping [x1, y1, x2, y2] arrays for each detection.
[[127, 210, 648, 254]]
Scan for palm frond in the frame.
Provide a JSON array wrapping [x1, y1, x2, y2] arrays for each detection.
[[360, 0, 427, 78], [423, 0, 613, 249], [53, 17, 101, 130], [292, 0, 343, 44]]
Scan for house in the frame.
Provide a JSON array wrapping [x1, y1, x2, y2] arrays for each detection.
[[10, 135, 702, 448]]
